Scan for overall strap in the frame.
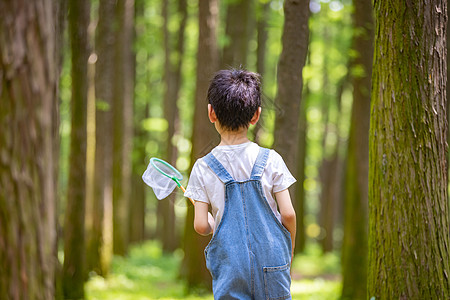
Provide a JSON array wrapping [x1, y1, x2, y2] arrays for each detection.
[[250, 147, 270, 180], [203, 152, 234, 184]]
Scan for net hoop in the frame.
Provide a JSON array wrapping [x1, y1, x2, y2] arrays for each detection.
[[150, 158, 183, 187]]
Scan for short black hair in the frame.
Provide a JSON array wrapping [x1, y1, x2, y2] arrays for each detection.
[[207, 69, 261, 131]]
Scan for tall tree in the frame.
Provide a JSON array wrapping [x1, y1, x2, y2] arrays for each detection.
[[0, 1, 59, 298], [253, 0, 270, 144], [156, 0, 188, 253], [272, 0, 310, 240], [368, 1, 450, 298], [55, 1, 68, 298], [112, 0, 135, 256], [255, 1, 269, 81], [221, 0, 252, 68], [129, 99, 147, 245], [86, 0, 116, 276], [318, 102, 346, 254], [317, 20, 335, 253], [129, 0, 146, 245], [181, 0, 219, 290], [319, 109, 345, 254], [340, 0, 373, 298], [295, 93, 308, 253], [63, 0, 90, 297], [129, 103, 147, 245]]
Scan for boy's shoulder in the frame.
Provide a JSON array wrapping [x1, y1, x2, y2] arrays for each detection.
[[205, 142, 285, 169], [189, 142, 293, 186]]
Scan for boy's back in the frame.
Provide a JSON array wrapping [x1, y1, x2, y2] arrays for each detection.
[[185, 141, 295, 231], [197, 145, 293, 299]]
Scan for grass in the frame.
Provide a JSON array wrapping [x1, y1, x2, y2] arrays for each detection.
[[86, 241, 341, 300]]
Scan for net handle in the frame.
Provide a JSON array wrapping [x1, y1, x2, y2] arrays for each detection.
[[179, 185, 195, 206], [150, 157, 194, 206]]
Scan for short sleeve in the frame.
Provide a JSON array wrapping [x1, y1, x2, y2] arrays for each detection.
[[270, 150, 297, 193], [184, 160, 210, 204]]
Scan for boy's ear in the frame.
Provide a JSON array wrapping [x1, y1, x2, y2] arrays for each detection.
[[208, 104, 217, 123], [250, 107, 262, 125]]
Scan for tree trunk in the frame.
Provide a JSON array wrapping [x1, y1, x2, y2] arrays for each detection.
[[319, 150, 343, 253], [340, 0, 373, 298], [157, 0, 187, 253], [181, 0, 219, 291], [129, 172, 146, 243], [112, 0, 134, 256], [122, 0, 135, 252], [253, 0, 270, 144], [295, 94, 308, 253], [129, 0, 146, 245], [273, 0, 310, 244], [221, 0, 251, 68], [55, 1, 68, 299], [294, 46, 314, 254], [130, 97, 147, 243], [86, 0, 116, 276], [129, 107, 147, 243], [317, 20, 335, 253], [0, 1, 59, 298], [273, 0, 310, 182], [368, 1, 450, 298], [63, 0, 90, 297], [447, 0, 450, 215]]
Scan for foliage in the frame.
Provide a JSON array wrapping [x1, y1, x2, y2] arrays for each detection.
[[292, 280, 341, 300], [293, 243, 341, 277], [86, 241, 341, 299], [86, 241, 210, 299]]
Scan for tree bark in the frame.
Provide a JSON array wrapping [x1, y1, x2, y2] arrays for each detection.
[[273, 0, 310, 182], [295, 94, 308, 253], [447, 0, 450, 215], [221, 0, 251, 68], [0, 1, 59, 298], [129, 0, 146, 245], [129, 105, 147, 243], [272, 0, 310, 249], [112, 0, 134, 256], [340, 0, 373, 298], [181, 0, 219, 291], [319, 146, 343, 253], [55, 1, 68, 299], [368, 1, 450, 298], [63, 0, 90, 297], [157, 0, 188, 253], [86, 0, 116, 276], [253, 0, 270, 144], [318, 23, 334, 252]]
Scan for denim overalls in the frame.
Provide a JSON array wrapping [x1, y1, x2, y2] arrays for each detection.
[[203, 147, 292, 300]]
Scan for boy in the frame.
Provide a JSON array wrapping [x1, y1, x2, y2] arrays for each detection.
[[184, 69, 296, 300]]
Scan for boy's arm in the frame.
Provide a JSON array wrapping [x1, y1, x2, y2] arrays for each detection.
[[194, 201, 215, 236], [274, 189, 296, 261]]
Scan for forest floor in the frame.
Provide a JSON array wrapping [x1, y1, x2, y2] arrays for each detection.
[[85, 241, 341, 300]]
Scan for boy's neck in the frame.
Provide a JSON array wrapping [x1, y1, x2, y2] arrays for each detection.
[[218, 127, 250, 146]]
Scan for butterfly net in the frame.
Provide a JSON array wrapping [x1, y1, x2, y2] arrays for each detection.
[[142, 158, 183, 200]]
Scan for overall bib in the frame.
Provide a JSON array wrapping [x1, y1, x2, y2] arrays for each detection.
[[203, 147, 292, 300]]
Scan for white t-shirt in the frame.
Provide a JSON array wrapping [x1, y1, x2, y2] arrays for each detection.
[[184, 142, 296, 230]]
